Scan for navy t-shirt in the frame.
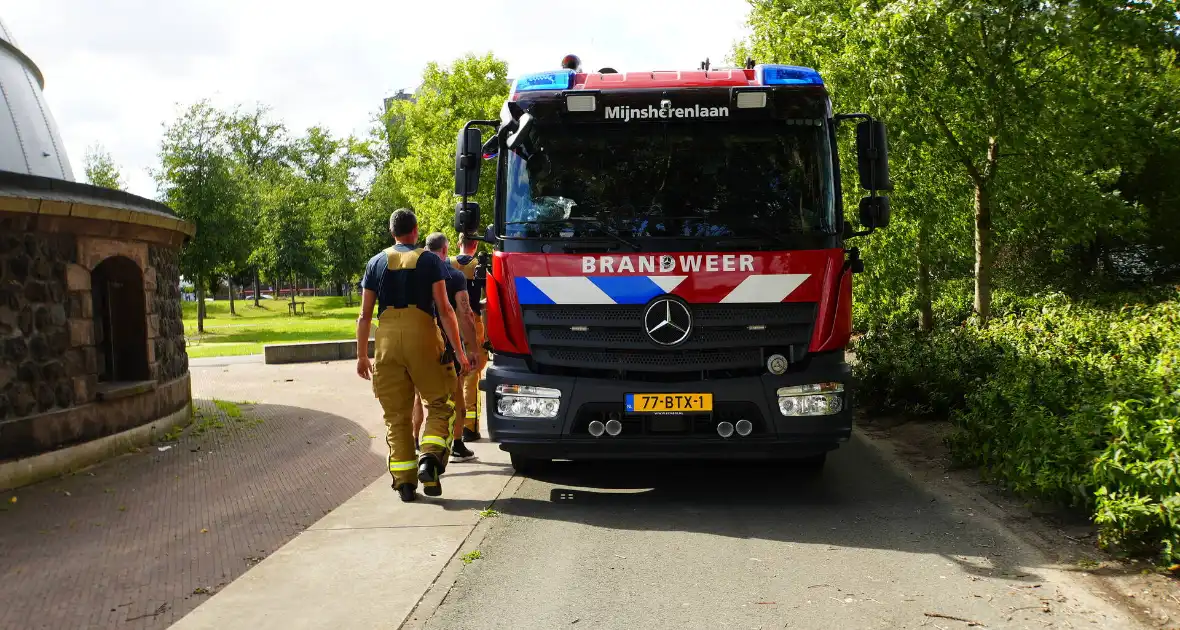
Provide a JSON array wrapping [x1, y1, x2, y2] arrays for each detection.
[[438, 267, 468, 355], [360, 244, 449, 317]]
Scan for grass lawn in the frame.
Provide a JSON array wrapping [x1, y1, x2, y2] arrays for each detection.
[[182, 296, 363, 358]]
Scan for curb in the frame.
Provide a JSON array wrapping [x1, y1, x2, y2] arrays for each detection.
[[0, 403, 192, 492], [399, 473, 526, 630], [263, 339, 375, 365]]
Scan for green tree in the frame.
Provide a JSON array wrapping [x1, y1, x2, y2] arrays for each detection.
[[156, 101, 245, 333], [224, 105, 291, 307], [253, 168, 319, 307], [83, 144, 125, 190], [369, 53, 510, 246]]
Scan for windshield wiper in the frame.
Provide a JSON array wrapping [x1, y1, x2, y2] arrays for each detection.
[[505, 217, 641, 251]]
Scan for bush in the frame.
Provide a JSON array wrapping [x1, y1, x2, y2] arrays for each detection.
[[853, 291, 1180, 562]]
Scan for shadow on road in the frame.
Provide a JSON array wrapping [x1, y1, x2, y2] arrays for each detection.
[[0, 400, 386, 630], [482, 436, 1052, 583]]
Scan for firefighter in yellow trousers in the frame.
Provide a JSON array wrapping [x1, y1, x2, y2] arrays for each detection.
[[356, 209, 471, 502], [449, 233, 489, 440]]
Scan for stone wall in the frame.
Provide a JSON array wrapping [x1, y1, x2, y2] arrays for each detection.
[[0, 222, 76, 420], [149, 246, 187, 382]]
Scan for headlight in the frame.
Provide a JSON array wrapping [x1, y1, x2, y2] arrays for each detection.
[[495, 384, 561, 398], [495, 384, 561, 418], [777, 383, 844, 416], [776, 382, 844, 396]]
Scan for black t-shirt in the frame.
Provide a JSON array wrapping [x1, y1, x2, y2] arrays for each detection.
[[360, 244, 449, 317]]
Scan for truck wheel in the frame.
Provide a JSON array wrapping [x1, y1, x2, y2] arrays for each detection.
[[510, 453, 548, 476]]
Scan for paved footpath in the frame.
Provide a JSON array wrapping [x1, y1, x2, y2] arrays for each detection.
[[0, 357, 510, 630]]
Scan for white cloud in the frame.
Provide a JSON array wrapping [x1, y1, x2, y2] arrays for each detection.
[[2, 0, 752, 198]]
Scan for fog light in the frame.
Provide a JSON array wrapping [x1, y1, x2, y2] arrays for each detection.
[[777, 383, 844, 416]]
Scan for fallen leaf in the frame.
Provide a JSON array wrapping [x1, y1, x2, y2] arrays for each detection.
[[200, 528, 209, 534]]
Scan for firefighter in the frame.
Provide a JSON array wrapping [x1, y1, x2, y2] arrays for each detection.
[[356, 209, 471, 502], [449, 232, 489, 441], [411, 232, 478, 462]]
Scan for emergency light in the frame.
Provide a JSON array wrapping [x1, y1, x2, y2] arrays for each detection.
[[514, 69, 576, 92], [756, 64, 824, 86]]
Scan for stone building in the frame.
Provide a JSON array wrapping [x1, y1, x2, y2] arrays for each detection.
[[0, 18, 194, 478]]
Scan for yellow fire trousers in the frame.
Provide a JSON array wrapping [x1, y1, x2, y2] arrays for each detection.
[[371, 307, 456, 487], [462, 319, 489, 432]]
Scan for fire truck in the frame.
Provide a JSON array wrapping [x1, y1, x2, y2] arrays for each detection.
[[453, 55, 892, 474]]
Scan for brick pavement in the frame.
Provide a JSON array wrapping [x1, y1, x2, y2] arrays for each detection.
[[0, 359, 392, 630]]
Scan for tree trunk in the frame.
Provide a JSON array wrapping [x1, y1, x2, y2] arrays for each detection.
[[973, 180, 993, 322], [253, 269, 261, 307], [917, 229, 934, 332], [228, 277, 236, 316], [196, 273, 206, 334], [290, 273, 296, 306]]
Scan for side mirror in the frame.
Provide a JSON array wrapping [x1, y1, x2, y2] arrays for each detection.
[[856, 120, 893, 192], [454, 201, 481, 235], [858, 196, 890, 230], [454, 127, 482, 197]]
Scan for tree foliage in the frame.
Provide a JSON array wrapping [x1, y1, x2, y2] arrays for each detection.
[[82, 144, 124, 190], [155, 101, 244, 332], [366, 53, 509, 247]]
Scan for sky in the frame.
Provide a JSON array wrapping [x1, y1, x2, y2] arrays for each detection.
[[2, 0, 752, 199]]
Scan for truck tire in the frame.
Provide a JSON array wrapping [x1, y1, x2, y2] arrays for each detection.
[[510, 453, 548, 476]]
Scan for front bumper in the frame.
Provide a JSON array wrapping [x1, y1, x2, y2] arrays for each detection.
[[479, 352, 852, 460]]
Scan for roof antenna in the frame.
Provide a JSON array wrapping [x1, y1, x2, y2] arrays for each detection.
[[745, 57, 756, 70], [700, 57, 711, 71]]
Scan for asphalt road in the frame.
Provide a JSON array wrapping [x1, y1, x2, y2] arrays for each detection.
[[420, 436, 1137, 630]]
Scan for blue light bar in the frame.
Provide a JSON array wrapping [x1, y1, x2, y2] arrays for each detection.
[[513, 69, 575, 92], [756, 64, 823, 86]]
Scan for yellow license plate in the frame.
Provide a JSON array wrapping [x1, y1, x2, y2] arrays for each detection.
[[625, 393, 713, 413]]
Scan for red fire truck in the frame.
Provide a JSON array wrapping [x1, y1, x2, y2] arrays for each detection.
[[453, 55, 892, 474]]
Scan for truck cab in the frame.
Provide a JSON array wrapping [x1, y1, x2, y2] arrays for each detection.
[[453, 56, 892, 474]]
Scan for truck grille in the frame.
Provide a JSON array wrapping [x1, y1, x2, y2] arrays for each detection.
[[523, 303, 816, 376]]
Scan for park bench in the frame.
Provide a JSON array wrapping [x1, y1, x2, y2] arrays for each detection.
[[288, 301, 306, 315]]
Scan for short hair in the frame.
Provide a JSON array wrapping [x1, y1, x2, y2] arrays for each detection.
[[458, 232, 477, 252], [424, 232, 448, 253], [390, 209, 417, 237]]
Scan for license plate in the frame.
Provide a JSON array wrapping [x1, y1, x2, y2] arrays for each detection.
[[625, 393, 713, 413]]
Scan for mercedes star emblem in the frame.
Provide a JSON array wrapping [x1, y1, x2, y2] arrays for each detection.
[[643, 297, 692, 346]]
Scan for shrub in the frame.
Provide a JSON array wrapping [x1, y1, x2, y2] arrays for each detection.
[[853, 291, 1180, 562]]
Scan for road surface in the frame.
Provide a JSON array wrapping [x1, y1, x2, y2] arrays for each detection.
[[416, 436, 1135, 629]]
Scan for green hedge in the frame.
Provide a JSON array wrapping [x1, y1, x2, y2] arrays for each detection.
[[853, 292, 1180, 562]]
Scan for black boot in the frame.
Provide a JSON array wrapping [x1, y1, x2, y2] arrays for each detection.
[[394, 482, 417, 502], [418, 453, 443, 497]]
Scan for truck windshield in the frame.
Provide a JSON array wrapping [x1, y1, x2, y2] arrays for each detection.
[[504, 120, 835, 240]]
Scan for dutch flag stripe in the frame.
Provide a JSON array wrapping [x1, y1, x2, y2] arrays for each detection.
[[514, 274, 805, 305], [526, 276, 615, 304], [720, 274, 810, 303]]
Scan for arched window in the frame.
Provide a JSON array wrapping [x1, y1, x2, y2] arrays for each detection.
[[91, 256, 149, 383]]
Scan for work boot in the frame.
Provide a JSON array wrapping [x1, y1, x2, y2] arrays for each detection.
[[418, 453, 444, 497], [463, 427, 482, 443], [394, 482, 417, 503], [451, 439, 476, 463]]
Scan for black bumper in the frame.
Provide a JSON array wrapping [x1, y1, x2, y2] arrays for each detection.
[[479, 352, 852, 461]]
